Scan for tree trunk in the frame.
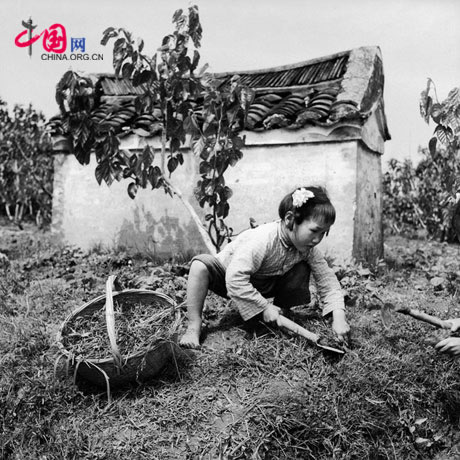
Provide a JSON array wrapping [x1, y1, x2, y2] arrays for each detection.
[[14, 203, 24, 230], [160, 128, 217, 256], [5, 204, 12, 221], [164, 179, 217, 256]]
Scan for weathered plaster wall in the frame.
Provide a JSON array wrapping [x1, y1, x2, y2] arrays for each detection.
[[52, 126, 383, 264], [353, 142, 383, 263], [223, 140, 358, 264], [52, 150, 208, 258]]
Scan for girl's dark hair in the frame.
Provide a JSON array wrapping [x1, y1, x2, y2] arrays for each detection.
[[278, 186, 336, 226]]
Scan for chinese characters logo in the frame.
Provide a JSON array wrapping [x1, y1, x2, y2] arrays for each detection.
[[14, 17, 102, 62], [15, 17, 67, 57]]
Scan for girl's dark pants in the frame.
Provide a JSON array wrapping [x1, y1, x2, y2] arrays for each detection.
[[192, 254, 311, 309]]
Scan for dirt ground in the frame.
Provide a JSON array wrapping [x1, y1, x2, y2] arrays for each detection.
[[1, 219, 460, 459]]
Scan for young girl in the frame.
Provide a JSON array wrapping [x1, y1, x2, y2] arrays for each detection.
[[180, 186, 350, 348]]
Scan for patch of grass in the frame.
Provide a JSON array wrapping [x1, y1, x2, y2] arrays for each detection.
[[1, 232, 460, 459]]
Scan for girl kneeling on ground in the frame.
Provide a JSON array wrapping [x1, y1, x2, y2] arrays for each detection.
[[180, 186, 350, 348]]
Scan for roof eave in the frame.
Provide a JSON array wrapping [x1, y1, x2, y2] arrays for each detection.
[[211, 49, 351, 78]]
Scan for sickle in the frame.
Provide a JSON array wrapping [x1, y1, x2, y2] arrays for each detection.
[[276, 315, 345, 354]]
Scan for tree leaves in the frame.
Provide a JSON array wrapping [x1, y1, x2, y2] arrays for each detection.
[[434, 124, 454, 145], [149, 166, 163, 189], [239, 86, 256, 123], [430, 103, 443, 124], [222, 185, 233, 201], [141, 145, 155, 168], [56, 4, 252, 252], [420, 80, 459, 150], [55, 71, 94, 115], [137, 37, 144, 53], [192, 137, 206, 158], [95, 158, 115, 186], [199, 161, 212, 175], [132, 69, 154, 87], [172, 8, 184, 24], [428, 136, 437, 156], [446, 87, 460, 113], [420, 94, 432, 124], [420, 78, 435, 123], [170, 137, 181, 154], [122, 62, 134, 79], [167, 156, 178, 174], [183, 114, 200, 136], [101, 27, 118, 46], [188, 5, 202, 48], [127, 182, 138, 199], [191, 50, 200, 73]]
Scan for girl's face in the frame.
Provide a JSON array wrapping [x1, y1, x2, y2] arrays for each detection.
[[287, 217, 331, 252]]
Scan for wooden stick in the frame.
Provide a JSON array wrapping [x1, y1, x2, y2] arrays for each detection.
[[397, 308, 452, 330]]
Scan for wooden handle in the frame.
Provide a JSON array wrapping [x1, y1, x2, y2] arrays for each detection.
[[276, 315, 345, 354], [105, 275, 123, 368], [276, 315, 319, 344], [401, 308, 452, 330]]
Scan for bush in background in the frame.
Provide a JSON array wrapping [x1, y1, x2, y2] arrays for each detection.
[[0, 99, 53, 228], [383, 146, 460, 241]]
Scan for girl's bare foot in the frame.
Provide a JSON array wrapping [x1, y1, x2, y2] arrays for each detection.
[[179, 324, 202, 349]]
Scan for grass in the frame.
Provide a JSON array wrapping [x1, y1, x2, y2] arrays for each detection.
[[62, 297, 179, 359], [1, 223, 460, 459]]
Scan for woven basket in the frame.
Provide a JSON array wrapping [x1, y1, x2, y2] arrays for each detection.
[[56, 276, 182, 392]]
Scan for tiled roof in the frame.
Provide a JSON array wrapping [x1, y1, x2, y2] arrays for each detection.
[[48, 46, 390, 142], [98, 75, 145, 97], [216, 53, 349, 88]]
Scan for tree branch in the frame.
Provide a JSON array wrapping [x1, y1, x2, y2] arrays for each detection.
[[163, 177, 216, 256]]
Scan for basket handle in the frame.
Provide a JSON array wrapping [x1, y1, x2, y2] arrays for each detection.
[[105, 275, 123, 368]]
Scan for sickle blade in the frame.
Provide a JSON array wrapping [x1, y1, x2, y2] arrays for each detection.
[[318, 343, 345, 354]]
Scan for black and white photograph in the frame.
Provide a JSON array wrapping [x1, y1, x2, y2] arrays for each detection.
[[0, 0, 459, 458]]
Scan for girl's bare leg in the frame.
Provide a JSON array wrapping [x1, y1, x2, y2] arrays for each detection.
[[179, 261, 209, 348]]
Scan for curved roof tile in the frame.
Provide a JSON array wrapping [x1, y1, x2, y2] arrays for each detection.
[[49, 46, 390, 142]]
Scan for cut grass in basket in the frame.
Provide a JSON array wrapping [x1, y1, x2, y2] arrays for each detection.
[[57, 288, 185, 394], [63, 299, 178, 359]]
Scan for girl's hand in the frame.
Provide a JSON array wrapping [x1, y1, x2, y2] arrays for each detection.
[[263, 304, 281, 323], [332, 309, 350, 345], [447, 318, 460, 332], [435, 337, 460, 357]]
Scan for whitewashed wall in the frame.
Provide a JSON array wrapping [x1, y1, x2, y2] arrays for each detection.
[[223, 140, 358, 263], [52, 125, 383, 264], [52, 149, 207, 259]]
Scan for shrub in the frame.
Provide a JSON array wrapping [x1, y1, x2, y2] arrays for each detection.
[[383, 146, 460, 241], [0, 99, 53, 227]]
